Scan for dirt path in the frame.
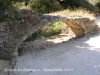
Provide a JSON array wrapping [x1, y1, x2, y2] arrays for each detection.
[[10, 17, 100, 75]]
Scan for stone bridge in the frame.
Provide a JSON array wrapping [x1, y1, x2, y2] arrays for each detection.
[[0, 10, 98, 60]]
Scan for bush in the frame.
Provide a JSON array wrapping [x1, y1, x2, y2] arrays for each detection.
[[0, 0, 28, 10], [32, 0, 54, 13], [25, 21, 65, 42], [95, 1, 100, 10], [0, 0, 13, 10], [58, 0, 95, 11]]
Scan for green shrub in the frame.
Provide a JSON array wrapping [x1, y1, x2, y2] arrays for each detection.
[[95, 1, 100, 10], [0, 0, 29, 10], [0, 0, 13, 10], [25, 21, 65, 42], [58, 0, 95, 11], [32, 0, 54, 13], [94, 1, 100, 14]]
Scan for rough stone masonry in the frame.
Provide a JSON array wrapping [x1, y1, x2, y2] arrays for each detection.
[[0, 10, 98, 60]]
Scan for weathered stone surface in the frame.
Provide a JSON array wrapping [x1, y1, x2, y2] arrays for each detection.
[[69, 17, 98, 34], [62, 20, 84, 37], [0, 60, 12, 75], [0, 10, 98, 60]]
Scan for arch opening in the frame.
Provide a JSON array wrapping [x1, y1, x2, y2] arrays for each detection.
[[18, 20, 84, 56]]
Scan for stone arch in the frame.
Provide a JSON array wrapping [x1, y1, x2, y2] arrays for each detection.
[[0, 12, 97, 60]]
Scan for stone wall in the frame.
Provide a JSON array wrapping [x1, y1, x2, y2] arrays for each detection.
[[0, 10, 98, 60]]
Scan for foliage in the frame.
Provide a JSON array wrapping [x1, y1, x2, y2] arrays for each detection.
[[32, 0, 54, 13], [0, 0, 13, 10], [0, 0, 23, 11], [95, 1, 100, 10], [0, 0, 31, 10], [57, 0, 95, 11], [25, 21, 64, 41], [0, 0, 100, 14]]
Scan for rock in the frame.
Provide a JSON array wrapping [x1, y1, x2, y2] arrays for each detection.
[[0, 60, 12, 75], [62, 20, 84, 37]]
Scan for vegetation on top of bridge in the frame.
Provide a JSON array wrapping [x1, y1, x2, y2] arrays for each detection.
[[0, 0, 100, 22], [0, 0, 100, 13]]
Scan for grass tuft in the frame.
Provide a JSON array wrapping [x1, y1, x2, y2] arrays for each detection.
[[49, 8, 95, 19]]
